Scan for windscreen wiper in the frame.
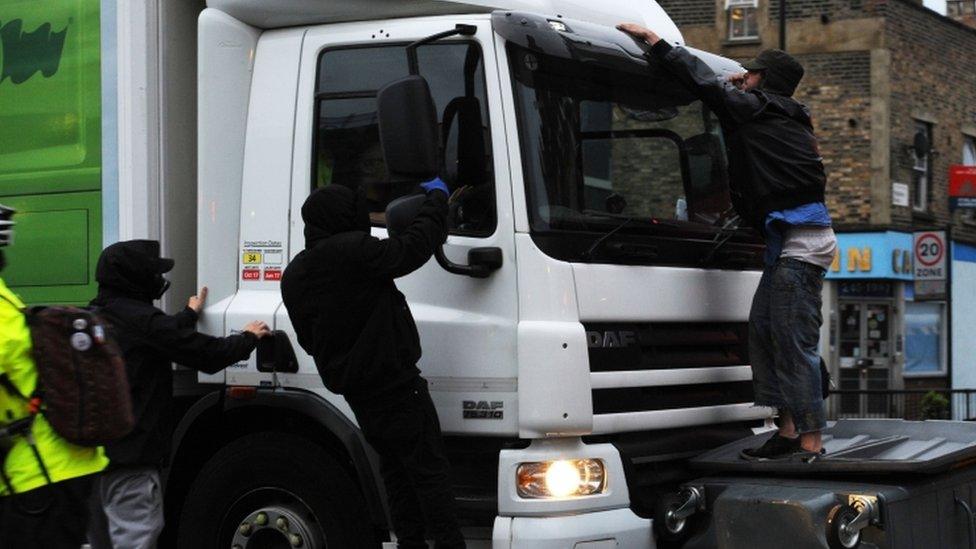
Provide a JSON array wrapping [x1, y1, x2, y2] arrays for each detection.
[[581, 216, 632, 261], [579, 211, 672, 261], [699, 213, 743, 266]]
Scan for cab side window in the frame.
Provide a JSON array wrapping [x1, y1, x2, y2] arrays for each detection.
[[313, 43, 496, 236]]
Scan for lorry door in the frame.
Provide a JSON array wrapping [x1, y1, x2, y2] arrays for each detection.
[[285, 15, 519, 435]]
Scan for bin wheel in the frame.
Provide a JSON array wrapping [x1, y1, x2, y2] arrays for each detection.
[[827, 504, 863, 549], [654, 492, 697, 545]]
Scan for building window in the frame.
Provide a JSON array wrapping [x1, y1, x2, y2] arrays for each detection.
[[904, 301, 946, 376], [964, 134, 976, 165], [727, 0, 760, 40], [912, 121, 932, 212], [948, 1, 976, 17]]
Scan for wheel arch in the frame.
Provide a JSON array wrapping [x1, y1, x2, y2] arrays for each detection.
[[165, 388, 389, 532]]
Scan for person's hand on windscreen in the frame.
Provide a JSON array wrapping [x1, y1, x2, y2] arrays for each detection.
[[616, 23, 661, 47]]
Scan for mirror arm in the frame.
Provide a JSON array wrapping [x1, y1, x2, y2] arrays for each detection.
[[434, 246, 501, 279], [435, 246, 488, 278], [407, 24, 478, 75]]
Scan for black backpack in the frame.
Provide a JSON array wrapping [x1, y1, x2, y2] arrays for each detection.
[[0, 302, 135, 443]]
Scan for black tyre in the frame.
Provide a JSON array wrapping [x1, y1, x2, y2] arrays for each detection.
[[826, 504, 863, 549], [176, 432, 377, 549], [653, 491, 698, 547]]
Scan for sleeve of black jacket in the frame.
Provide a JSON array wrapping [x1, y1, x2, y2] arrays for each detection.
[[360, 191, 449, 280], [648, 40, 766, 125], [142, 311, 258, 374], [172, 306, 198, 329]]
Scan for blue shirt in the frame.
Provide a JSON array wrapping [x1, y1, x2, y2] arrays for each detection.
[[763, 202, 832, 266]]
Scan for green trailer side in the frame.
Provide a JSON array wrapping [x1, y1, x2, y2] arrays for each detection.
[[0, 0, 102, 305]]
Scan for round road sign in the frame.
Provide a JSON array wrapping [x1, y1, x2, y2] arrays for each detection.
[[915, 232, 944, 267]]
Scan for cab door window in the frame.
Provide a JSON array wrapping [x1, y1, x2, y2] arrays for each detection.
[[313, 43, 496, 236]]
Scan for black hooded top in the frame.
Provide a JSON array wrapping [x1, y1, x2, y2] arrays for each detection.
[[281, 185, 447, 403], [649, 41, 827, 229], [90, 240, 257, 468]]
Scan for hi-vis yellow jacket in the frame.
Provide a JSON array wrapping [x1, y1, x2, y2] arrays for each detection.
[[0, 278, 107, 496]]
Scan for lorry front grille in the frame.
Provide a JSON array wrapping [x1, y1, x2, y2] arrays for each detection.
[[585, 322, 749, 372], [592, 382, 755, 414], [585, 322, 762, 427]]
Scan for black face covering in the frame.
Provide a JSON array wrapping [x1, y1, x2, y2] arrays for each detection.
[[92, 240, 175, 304], [154, 276, 171, 299], [302, 184, 371, 249]]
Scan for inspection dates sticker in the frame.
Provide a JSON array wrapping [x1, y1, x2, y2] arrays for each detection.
[[242, 268, 261, 281], [264, 268, 282, 281]]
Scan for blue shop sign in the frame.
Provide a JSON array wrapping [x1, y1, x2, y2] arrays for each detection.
[[826, 231, 914, 280]]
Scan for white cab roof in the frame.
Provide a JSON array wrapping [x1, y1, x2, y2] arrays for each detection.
[[208, 0, 682, 44]]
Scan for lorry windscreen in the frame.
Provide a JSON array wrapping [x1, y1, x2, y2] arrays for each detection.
[[508, 43, 763, 269]]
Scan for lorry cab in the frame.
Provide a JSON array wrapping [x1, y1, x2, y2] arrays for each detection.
[[177, 1, 775, 547]]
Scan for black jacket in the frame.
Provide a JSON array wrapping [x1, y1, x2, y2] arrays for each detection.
[[90, 241, 257, 468], [281, 186, 448, 404], [650, 41, 827, 229]]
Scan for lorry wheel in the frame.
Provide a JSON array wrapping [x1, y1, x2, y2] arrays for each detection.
[[176, 432, 377, 549], [653, 491, 698, 546], [826, 504, 863, 549]]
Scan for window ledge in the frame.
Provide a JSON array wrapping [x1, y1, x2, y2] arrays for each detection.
[[912, 211, 937, 223], [722, 38, 762, 46], [902, 372, 948, 379]]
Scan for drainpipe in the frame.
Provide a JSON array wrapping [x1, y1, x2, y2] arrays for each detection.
[[779, 0, 787, 51]]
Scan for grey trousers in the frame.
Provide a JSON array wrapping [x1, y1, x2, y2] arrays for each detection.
[[87, 467, 164, 549]]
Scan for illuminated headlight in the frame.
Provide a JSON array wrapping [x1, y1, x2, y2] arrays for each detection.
[[516, 459, 606, 499]]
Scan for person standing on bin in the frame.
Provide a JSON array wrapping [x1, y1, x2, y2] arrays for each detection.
[[617, 24, 836, 461], [0, 204, 109, 548], [86, 240, 271, 549], [281, 180, 465, 549]]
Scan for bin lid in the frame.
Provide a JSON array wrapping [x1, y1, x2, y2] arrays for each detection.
[[691, 419, 976, 475]]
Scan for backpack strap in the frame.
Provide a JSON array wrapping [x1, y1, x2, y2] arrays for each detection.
[[0, 373, 24, 400], [0, 415, 50, 494]]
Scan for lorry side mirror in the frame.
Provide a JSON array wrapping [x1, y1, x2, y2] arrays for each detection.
[[377, 75, 439, 181], [385, 193, 427, 236]]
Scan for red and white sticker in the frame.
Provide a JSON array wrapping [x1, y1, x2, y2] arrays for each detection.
[[264, 268, 282, 281], [242, 268, 261, 281]]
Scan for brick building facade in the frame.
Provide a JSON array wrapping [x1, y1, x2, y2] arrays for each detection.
[[657, 0, 976, 410]]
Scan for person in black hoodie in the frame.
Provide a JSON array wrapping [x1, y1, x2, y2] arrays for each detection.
[[281, 180, 465, 549], [86, 240, 270, 549], [618, 24, 836, 461]]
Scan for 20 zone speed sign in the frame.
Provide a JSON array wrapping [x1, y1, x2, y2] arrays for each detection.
[[914, 231, 946, 281]]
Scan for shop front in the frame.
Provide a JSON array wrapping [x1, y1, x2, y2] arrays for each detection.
[[823, 232, 914, 417]]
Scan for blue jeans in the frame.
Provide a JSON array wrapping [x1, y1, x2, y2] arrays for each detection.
[[749, 258, 827, 434]]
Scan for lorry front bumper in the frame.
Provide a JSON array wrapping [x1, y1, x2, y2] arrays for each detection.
[[492, 507, 653, 549]]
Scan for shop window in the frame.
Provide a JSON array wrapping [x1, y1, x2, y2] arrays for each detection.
[[912, 121, 932, 212], [727, 0, 760, 40], [904, 301, 945, 375]]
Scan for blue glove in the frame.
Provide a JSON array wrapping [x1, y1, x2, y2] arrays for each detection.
[[420, 177, 449, 196]]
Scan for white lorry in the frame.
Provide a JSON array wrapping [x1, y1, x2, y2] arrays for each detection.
[[162, 1, 831, 547]]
